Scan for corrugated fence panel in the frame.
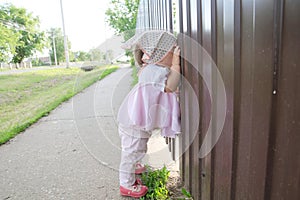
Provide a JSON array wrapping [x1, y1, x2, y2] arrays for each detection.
[[189, 0, 201, 199], [267, 0, 300, 199], [199, 0, 214, 199], [180, 0, 192, 192], [177, 0, 186, 187], [212, 0, 234, 199], [234, 0, 274, 199], [136, 0, 300, 199]]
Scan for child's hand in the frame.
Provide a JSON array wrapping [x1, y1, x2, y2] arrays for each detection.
[[172, 46, 181, 66]]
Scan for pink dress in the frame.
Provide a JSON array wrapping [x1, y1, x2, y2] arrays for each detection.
[[117, 64, 181, 138]]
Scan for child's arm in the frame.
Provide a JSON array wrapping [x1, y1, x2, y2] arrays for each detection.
[[165, 46, 181, 93]]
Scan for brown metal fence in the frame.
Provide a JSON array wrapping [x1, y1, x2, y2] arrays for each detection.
[[137, 0, 300, 199]]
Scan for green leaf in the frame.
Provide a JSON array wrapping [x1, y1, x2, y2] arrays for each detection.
[[181, 188, 192, 198]]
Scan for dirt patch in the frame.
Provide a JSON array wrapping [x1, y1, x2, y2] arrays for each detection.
[[167, 171, 192, 199]]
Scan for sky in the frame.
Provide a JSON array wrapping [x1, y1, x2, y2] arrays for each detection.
[[0, 0, 115, 52]]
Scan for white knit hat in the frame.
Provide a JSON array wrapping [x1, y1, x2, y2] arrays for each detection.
[[121, 30, 177, 64]]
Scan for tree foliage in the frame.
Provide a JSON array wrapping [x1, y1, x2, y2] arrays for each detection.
[[73, 51, 91, 62], [0, 4, 47, 63], [0, 4, 46, 63], [47, 28, 72, 65], [105, 0, 140, 65], [89, 48, 104, 62], [105, 0, 140, 41], [0, 23, 19, 62], [0, 4, 20, 62]]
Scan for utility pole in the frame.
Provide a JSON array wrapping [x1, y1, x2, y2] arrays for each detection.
[[104, 19, 108, 64], [60, 0, 70, 68], [52, 32, 58, 66], [49, 51, 52, 66]]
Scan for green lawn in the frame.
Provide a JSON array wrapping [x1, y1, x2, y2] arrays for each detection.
[[0, 68, 10, 72], [131, 65, 139, 86], [0, 65, 118, 144]]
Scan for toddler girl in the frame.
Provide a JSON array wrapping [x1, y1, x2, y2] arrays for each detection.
[[117, 30, 181, 198]]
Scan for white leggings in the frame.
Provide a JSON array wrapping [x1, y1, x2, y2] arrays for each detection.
[[119, 125, 151, 187]]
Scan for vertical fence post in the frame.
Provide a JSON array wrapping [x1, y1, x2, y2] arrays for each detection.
[[0, 63, 3, 69], [29, 62, 32, 68]]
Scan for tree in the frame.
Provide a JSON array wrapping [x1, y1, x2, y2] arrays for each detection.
[[48, 28, 71, 65], [105, 0, 140, 65], [103, 49, 114, 63], [105, 0, 140, 41], [0, 23, 19, 62], [89, 48, 104, 62], [73, 51, 91, 62], [0, 4, 21, 62], [0, 4, 47, 64]]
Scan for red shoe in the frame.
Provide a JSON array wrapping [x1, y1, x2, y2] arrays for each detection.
[[135, 178, 143, 185], [135, 163, 146, 174], [120, 184, 148, 198]]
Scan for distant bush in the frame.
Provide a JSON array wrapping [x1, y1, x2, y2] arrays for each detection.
[[80, 66, 95, 72]]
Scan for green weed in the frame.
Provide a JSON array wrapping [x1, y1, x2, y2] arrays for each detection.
[[181, 188, 192, 199], [140, 165, 170, 200]]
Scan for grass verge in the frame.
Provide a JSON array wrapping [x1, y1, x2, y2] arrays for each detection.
[[131, 65, 139, 86], [0, 65, 118, 145]]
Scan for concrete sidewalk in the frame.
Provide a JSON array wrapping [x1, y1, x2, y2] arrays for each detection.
[[0, 66, 178, 199]]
